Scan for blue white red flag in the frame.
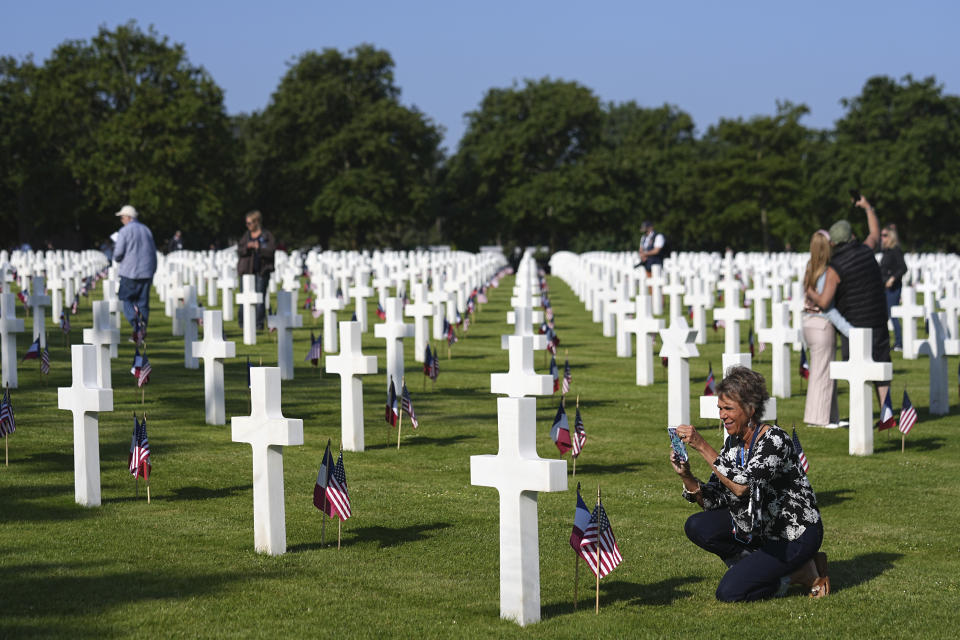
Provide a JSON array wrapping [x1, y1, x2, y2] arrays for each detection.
[[385, 379, 399, 426], [878, 393, 896, 431], [704, 364, 716, 396], [313, 440, 335, 513], [23, 337, 40, 361], [570, 483, 592, 554], [550, 403, 571, 454], [550, 355, 559, 393]]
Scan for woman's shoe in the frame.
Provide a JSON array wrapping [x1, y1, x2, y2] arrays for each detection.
[[810, 552, 830, 598]]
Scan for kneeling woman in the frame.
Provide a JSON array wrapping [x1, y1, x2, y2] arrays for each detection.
[[670, 366, 829, 601]]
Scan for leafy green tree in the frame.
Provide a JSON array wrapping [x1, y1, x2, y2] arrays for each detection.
[[240, 45, 443, 249], [31, 22, 236, 247], [445, 78, 604, 250], [695, 102, 817, 251], [829, 75, 960, 250]]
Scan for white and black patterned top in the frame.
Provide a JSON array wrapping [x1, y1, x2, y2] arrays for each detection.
[[684, 425, 821, 542]]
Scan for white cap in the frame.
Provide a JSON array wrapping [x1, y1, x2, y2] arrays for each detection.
[[115, 204, 138, 219]]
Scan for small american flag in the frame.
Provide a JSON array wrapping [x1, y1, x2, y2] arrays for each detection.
[[899, 390, 918, 435], [325, 450, 352, 521], [0, 387, 15, 436], [137, 354, 152, 388], [128, 414, 151, 480], [561, 359, 572, 395], [71, 295, 79, 315], [429, 347, 440, 381], [40, 347, 50, 375], [572, 406, 586, 457], [401, 382, 419, 428], [792, 427, 809, 473], [60, 312, 71, 334], [580, 500, 623, 578], [423, 345, 433, 377]]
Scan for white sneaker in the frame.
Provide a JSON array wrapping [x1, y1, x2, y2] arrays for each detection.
[[825, 423, 841, 429], [838, 420, 850, 427]]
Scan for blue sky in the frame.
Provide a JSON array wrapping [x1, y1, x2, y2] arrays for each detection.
[[4, 1, 957, 152]]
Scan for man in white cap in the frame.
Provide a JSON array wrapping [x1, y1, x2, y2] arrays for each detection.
[[113, 205, 158, 343]]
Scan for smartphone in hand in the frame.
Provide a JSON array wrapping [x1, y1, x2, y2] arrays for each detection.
[[667, 427, 688, 462]]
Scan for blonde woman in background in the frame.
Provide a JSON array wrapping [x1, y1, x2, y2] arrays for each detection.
[[801, 231, 850, 428]]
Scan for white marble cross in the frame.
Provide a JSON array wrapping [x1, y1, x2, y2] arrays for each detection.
[[28, 276, 51, 349], [890, 285, 924, 360], [916, 312, 957, 416], [830, 328, 893, 456], [218, 273, 237, 322], [430, 285, 448, 340], [231, 367, 304, 555], [57, 344, 113, 507], [491, 335, 553, 397], [662, 273, 686, 322], [757, 302, 800, 398], [325, 320, 378, 451], [192, 310, 236, 425], [713, 276, 751, 356], [236, 274, 263, 346], [659, 316, 699, 426], [684, 277, 713, 345], [699, 353, 778, 422], [470, 396, 567, 626], [315, 278, 345, 353], [405, 283, 433, 363], [609, 281, 636, 357], [502, 306, 547, 351], [0, 293, 25, 389], [267, 290, 303, 380], [82, 300, 120, 389], [176, 286, 204, 369], [622, 295, 664, 386], [374, 297, 415, 391], [746, 275, 771, 335], [349, 269, 374, 333]]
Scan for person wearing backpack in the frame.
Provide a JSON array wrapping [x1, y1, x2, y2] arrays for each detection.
[[638, 220, 666, 272]]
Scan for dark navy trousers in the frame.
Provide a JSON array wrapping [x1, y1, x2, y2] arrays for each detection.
[[685, 508, 823, 602]]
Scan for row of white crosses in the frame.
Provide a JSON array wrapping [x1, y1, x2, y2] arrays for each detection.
[[471, 257, 566, 625]]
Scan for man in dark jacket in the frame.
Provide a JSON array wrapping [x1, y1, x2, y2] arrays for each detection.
[[237, 210, 276, 330], [806, 196, 890, 407]]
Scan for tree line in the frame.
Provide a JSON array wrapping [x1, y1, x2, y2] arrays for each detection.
[[2, 22, 959, 253]]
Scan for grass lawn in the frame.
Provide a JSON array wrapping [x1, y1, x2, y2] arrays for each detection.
[[1, 273, 958, 639]]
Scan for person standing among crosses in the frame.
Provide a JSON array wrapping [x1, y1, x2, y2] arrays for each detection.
[[112, 205, 157, 343], [637, 220, 666, 274], [879, 225, 907, 352], [237, 210, 276, 331], [805, 194, 890, 408]]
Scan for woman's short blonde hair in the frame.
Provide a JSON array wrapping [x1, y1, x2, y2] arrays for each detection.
[[245, 210, 262, 225]]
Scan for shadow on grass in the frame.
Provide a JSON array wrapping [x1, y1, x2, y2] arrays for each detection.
[[874, 436, 945, 453], [290, 521, 452, 552], [542, 575, 704, 618], [366, 434, 476, 450], [168, 484, 251, 501], [0, 486, 99, 522], [21, 451, 75, 472], [816, 488, 855, 508], [0, 562, 264, 638], [830, 551, 902, 592], [568, 460, 645, 475]]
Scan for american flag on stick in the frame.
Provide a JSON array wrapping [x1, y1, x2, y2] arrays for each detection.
[[572, 405, 586, 458], [792, 425, 809, 473], [561, 358, 572, 395], [0, 387, 16, 437], [128, 414, 151, 480], [40, 347, 50, 375], [325, 449, 352, 521], [899, 390, 918, 435], [580, 495, 623, 579], [401, 381, 419, 429], [137, 353, 152, 388], [305, 331, 322, 366], [60, 311, 71, 334]]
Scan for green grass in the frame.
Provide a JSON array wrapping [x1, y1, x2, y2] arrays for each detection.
[[1, 275, 958, 639]]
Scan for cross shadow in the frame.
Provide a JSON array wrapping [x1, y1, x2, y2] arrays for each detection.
[[815, 488, 855, 508], [874, 436, 945, 453], [169, 484, 251, 501], [21, 452, 74, 472], [319, 521, 451, 550], [541, 575, 704, 619], [0, 561, 262, 638], [568, 461, 645, 476], [0, 486, 99, 522], [829, 551, 902, 592]]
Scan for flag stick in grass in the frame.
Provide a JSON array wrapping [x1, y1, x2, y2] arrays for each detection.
[[595, 485, 602, 614], [397, 377, 405, 450], [573, 394, 580, 478]]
